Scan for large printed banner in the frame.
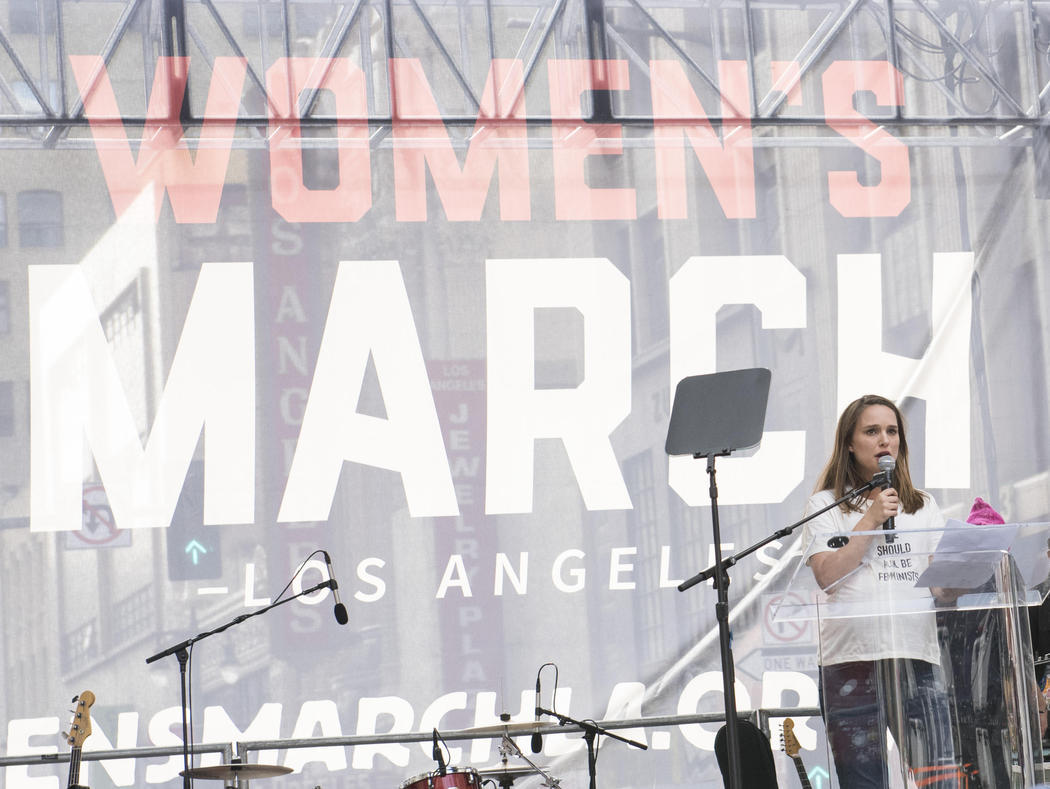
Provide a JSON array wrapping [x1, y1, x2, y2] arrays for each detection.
[[2, 49, 1049, 789]]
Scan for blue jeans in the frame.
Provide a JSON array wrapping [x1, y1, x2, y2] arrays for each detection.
[[820, 659, 958, 789]]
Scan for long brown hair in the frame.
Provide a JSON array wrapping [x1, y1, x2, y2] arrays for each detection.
[[815, 394, 926, 514]]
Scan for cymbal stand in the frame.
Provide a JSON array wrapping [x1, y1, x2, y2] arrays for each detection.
[[499, 734, 560, 788]]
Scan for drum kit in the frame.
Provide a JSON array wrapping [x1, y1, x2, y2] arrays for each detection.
[[400, 719, 559, 789], [398, 764, 530, 789], [180, 719, 559, 789]]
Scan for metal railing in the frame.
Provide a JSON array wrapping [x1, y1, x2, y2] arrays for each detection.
[[0, 708, 823, 768]]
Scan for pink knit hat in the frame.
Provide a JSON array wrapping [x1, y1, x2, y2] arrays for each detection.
[[966, 496, 1005, 525]]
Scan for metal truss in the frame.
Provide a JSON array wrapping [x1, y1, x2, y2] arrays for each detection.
[[1, 0, 1050, 146]]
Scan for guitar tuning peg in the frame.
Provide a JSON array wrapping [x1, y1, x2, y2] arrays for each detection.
[[71, 695, 79, 703]]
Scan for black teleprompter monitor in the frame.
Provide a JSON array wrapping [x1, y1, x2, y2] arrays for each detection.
[[665, 368, 770, 459]]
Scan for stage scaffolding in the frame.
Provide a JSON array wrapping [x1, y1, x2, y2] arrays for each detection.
[[0, 0, 1049, 144]]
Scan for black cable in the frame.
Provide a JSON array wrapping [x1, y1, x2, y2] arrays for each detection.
[[538, 661, 559, 712], [865, 0, 1009, 113], [270, 549, 328, 605]]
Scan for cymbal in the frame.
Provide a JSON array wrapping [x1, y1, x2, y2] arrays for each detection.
[[476, 764, 535, 778], [476, 764, 536, 787], [457, 721, 543, 737], [180, 764, 294, 780]]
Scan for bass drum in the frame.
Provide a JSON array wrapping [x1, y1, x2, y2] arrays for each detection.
[[398, 767, 481, 789]]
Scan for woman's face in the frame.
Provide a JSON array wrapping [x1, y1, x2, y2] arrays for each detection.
[[848, 404, 900, 480]]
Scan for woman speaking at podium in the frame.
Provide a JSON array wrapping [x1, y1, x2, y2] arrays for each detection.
[[800, 394, 955, 789]]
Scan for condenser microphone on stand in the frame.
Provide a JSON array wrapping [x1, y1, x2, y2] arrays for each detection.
[[531, 671, 543, 754], [322, 551, 349, 625], [430, 731, 447, 773], [432, 728, 447, 775]]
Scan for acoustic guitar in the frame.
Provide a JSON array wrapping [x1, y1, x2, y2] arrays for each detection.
[[64, 691, 95, 789], [780, 718, 812, 789]]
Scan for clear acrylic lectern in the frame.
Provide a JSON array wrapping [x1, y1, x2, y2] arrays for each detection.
[[775, 519, 1050, 788]]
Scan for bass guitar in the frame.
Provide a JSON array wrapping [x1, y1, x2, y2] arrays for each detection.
[[780, 717, 812, 789], [64, 691, 95, 789]]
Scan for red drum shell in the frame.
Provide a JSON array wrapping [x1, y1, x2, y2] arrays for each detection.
[[398, 768, 480, 789]]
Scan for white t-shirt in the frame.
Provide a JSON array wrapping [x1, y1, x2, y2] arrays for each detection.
[[800, 489, 945, 666]]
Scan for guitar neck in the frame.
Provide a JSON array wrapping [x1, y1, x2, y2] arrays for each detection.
[[67, 745, 86, 789], [65, 690, 94, 789], [791, 754, 812, 789]]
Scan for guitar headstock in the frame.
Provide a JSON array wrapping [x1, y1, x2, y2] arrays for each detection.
[[65, 691, 95, 748], [781, 717, 801, 758]]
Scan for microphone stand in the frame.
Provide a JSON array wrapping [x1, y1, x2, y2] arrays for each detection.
[[145, 579, 338, 789], [666, 370, 891, 787], [678, 472, 890, 592], [536, 706, 647, 789], [677, 471, 889, 789]]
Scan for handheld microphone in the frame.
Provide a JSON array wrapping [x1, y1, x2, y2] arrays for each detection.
[[322, 552, 349, 625], [531, 671, 543, 754], [877, 455, 896, 542]]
